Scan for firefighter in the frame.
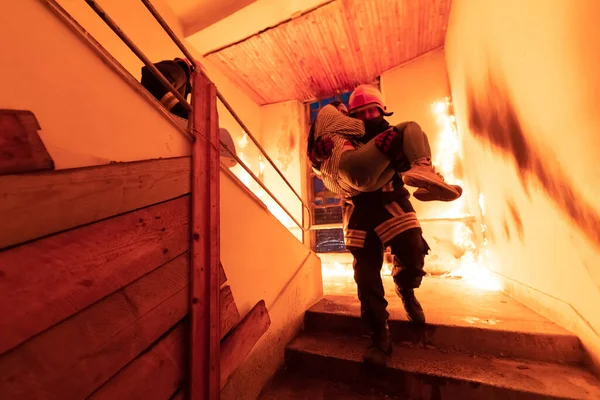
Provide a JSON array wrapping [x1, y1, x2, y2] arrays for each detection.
[[141, 58, 239, 169], [141, 57, 192, 119], [348, 84, 461, 201], [307, 87, 460, 365]]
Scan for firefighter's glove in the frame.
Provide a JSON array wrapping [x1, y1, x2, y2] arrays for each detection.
[[375, 128, 405, 161], [309, 136, 335, 165]]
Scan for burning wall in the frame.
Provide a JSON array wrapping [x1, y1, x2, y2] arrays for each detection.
[[445, 0, 600, 375], [381, 49, 494, 283]]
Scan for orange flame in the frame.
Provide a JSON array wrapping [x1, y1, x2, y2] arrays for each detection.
[[432, 99, 502, 291], [322, 261, 354, 277]]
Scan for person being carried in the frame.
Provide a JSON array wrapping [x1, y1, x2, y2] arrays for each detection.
[[308, 86, 462, 202]]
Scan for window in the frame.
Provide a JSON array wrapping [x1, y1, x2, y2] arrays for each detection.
[[308, 92, 351, 124], [306, 92, 351, 253]]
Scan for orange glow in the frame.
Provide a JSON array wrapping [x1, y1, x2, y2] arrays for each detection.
[[478, 192, 486, 216], [321, 260, 396, 278], [431, 98, 467, 219], [440, 215, 502, 292], [231, 132, 303, 241], [432, 100, 502, 291], [321, 261, 354, 278]]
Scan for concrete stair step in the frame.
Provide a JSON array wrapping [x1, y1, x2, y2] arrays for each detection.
[[305, 297, 582, 364], [260, 371, 403, 399], [285, 332, 600, 400]]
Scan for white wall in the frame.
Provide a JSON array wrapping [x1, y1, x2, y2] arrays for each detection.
[[445, 0, 600, 375], [220, 169, 322, 399], [0, 0, 190, 169], [50, 0, 309, 241], [0, 0, 261, 169], [257, 100, 307, 232], [56, 0, 184, 80], [221, 167, 322, 316], [55, 0, 263, 155], [50, 0, 309, 243]]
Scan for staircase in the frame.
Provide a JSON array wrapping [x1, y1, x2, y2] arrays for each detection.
[[261, 277, 600, 399]]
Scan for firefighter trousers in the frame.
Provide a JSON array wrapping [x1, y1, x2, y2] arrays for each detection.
[[343, 195, 430, 333]]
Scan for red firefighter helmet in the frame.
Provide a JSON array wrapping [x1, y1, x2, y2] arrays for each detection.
[[348, 84, 393, 116]]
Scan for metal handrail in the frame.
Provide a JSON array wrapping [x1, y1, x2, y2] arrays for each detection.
[[214, 93, 312, 231], [140, 0, 312, 232], [140, 0, 199, 71], [217, 139, 305, 230], [192, 118, 306, 231], [84, 0, 312, 232], [84, 0, 194, 142]]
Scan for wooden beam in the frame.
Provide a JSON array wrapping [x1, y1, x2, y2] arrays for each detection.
[[190, 72, 221, 400], [89, 323, 187, 400], [220, 300, 271, 389], [220, 285, 240, 339], [0, 110, 54, 176], [0, 156, 191, 249], [0, 196, 190, 355], [0, 254, 188, 399]]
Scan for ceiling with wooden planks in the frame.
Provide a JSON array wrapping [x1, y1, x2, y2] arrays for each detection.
[[202, 0, 452, 105]]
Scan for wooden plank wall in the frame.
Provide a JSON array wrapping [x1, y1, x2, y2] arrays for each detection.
[[0, 152, 236, 400], [0, 109, 271, 400], [0, 157, 192, 249]]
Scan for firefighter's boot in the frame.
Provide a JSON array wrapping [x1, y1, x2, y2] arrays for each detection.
[[396, 287, 426, 324], [363, 321, 393, 365], [402, 158, 461, 201]]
